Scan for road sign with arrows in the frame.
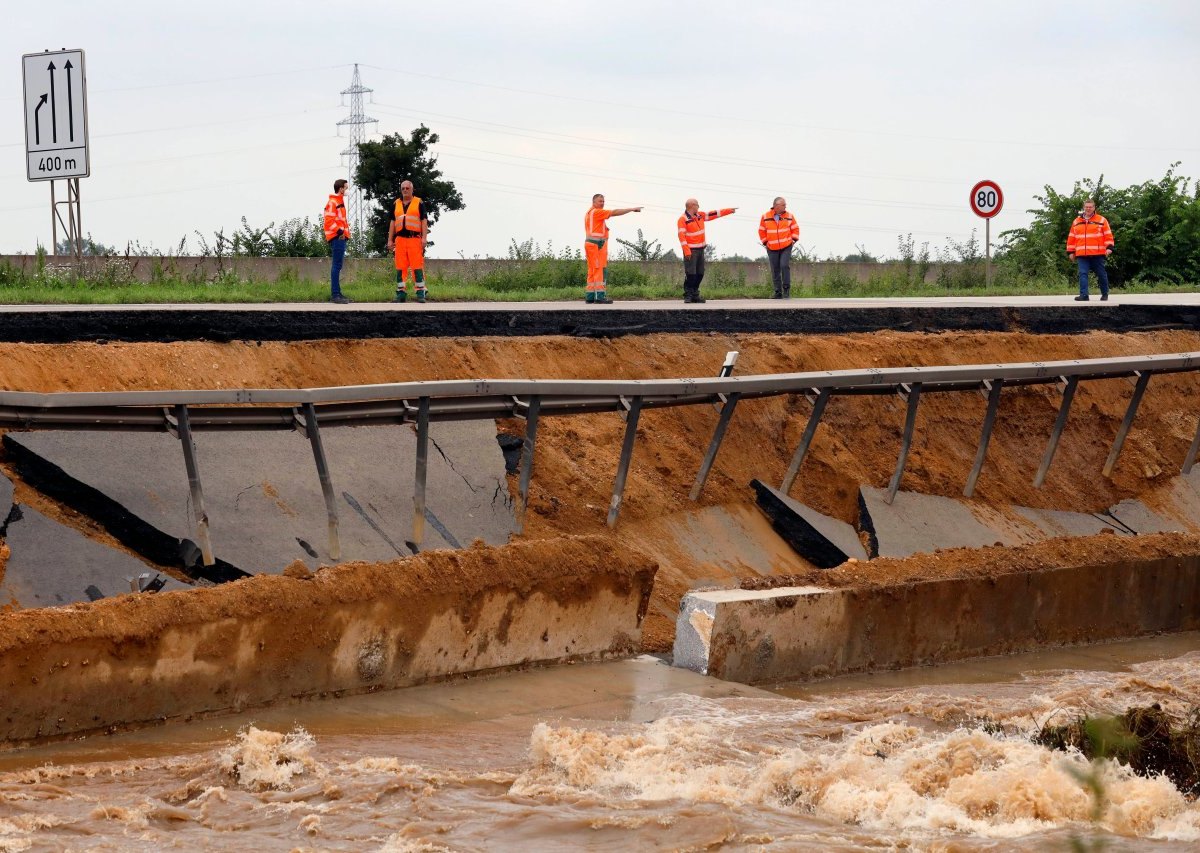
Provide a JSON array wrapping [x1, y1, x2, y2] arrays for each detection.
[[22, 49, 89, 182]]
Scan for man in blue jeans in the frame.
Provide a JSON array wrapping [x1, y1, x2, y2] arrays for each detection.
[[1066, 199, 1114, 302], [323, 178, 352, 304]]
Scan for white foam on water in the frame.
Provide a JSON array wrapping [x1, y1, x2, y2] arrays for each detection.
[[218, 725, 320, 791], [513, 709, 1199, 841]]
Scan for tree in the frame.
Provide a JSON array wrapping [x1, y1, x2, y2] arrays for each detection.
[[842, 243, 879, 263], [354, 125, 465, 254], [56, 233, 117, 256], [614, 228, 664, 261]]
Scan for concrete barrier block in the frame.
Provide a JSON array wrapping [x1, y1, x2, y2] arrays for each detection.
[[675, 586, 833, 676], [750, 480, 867, 568], [673, 546, 1200, 685]]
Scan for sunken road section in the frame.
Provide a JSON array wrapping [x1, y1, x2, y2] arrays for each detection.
[[1, 302, 1199, 343]]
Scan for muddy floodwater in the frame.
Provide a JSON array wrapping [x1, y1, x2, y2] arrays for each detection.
[[0, 635, 1196, 851]]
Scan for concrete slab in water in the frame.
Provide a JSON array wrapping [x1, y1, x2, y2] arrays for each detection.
[[859, 485, 1005, 558], [5, 423, 513, 576], [751, 479, 867, 568]]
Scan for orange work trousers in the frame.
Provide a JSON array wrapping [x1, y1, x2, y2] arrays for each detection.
[[585, 240, 607, 293], [393, 237, 425, 287]]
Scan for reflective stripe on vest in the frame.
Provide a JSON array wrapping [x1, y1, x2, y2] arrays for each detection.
[[1066, 215, 1114, 257], [679, 209, 734, 251], [323, 194, 349, 241], [759, 210, 798, 250], [585, 208, 609, 240], [394, 197, 423, 234]]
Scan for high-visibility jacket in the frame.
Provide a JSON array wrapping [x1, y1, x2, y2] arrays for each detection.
[[584, 207, 612, 245], [678, 208, 735, 256], [323, 193, 349, 241], [393, 196, 426, 237], [758, 210, 800, 250], [1066, 214, 1114, 257]]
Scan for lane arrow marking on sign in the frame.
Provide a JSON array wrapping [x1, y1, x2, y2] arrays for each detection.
[[65, 60, 75, 141], [47, 61, 58, 143], [33, 94, 47, 145]]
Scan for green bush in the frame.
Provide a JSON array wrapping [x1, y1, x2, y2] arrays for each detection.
[[1000, 164, 1200, 286]]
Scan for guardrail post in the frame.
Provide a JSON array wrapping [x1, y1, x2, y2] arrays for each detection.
[[174, 404, 214, 566], [607, 396, 643, 527], [1102, 371, 1152, 478], [411, 396, 431, 550], [964, 379, 1004, 498], [885, 383, 923, 505], [302, 403, 340, 561], [1184, 416, 1200, 475], [781, 388, 830, 495], [690, 392, 741, 501], [515, 396, 542, 534], [1034, 376, 1079, 488]]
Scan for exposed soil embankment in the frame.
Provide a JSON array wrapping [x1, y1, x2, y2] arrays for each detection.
[[0, 536, 656, 745], [1, 330, 1199, 649], [740, 530, 1200, 591]]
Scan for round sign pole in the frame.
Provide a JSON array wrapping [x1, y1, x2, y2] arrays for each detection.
[[969, 180, 1004, 287], [986, 216, 991, 287]]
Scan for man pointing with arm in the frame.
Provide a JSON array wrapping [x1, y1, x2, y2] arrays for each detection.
[[678, 199, 736, 304], [584, 193, 642, 304]]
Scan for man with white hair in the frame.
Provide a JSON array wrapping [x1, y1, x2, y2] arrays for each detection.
[[677, 199, 736, 304]]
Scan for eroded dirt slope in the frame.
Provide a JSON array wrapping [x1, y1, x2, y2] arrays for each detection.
[[2, 330, 1198, 647]]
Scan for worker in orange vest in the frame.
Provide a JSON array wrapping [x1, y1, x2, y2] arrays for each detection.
[[758, 197, 801, 298], [386, 180, 429, 303], [1066, 198, 1114, 301], [584, 193, 642, 304], [677, 199, 736, 304], [322, 178, 352, 304]]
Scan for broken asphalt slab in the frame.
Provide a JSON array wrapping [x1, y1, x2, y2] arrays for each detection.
[[0, 471, 187, 609], [4, 421, 514, 577], [750, 479, 868, 568]]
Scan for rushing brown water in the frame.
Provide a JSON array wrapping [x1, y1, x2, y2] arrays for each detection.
[[1, 636, 1198, 851]]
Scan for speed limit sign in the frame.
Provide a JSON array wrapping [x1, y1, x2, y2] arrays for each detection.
[[970, 180, 1003, 218]]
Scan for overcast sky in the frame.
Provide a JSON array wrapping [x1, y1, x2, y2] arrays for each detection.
[[2, 1, 1197, 260]]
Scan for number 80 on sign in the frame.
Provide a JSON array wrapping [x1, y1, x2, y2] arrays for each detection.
[[969, 180, 1003, 218]]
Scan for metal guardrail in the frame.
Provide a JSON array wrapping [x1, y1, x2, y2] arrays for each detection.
[[2, 351, 1198, 569]]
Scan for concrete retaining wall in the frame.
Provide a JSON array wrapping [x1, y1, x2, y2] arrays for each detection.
[[0, 537, 656, 746], [675, 551, 1200, 684], [0, 254, 930, 286]]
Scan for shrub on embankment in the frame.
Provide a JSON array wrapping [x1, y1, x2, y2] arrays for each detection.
[[1034, 705, 1200, 798], [1001, 164, 1200, 286]]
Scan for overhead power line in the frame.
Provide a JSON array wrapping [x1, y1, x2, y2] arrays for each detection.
[[363, 63, 1197, 154]]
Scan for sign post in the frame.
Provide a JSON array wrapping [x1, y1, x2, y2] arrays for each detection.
[[969, 179, 1003, 287], [22, 49, 89, 261]]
